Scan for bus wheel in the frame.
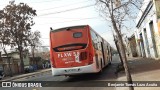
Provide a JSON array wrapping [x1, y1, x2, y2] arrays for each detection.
[[109, 60, 111, 65], [108, 57, 112, 65]]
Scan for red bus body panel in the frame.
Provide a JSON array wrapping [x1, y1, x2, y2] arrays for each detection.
[[50, 25, 94, 68]]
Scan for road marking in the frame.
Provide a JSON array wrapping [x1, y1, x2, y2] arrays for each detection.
[[33, 89, 38, 90]]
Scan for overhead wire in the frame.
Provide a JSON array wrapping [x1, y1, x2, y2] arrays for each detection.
[[36, 17, 102, 25], [35, 16, 97, 19], [0, 0, 59, 6], [1, 0, 95, 18], [37, 4, 96, 17], [24, 0, 66, 4], [38, 0, 91, 11]]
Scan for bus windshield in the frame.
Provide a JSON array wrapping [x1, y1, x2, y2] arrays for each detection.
[[50, 26, 88, 52]]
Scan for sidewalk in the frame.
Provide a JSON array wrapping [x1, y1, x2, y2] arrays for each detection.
[[116, 57, 160, 90], [0, 68, 51, 81]]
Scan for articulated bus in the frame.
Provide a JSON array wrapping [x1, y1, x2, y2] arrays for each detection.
[[50, 25, 112, 76]]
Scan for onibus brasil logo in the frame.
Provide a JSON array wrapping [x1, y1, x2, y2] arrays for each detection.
[[2, 82, 42, 87]]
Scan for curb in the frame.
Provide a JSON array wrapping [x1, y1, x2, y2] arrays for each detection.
[[1, 69, 51, 82]]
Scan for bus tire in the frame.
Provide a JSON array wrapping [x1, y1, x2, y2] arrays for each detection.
[[109, 57, 112, 65], [109, 60, 111, 65]]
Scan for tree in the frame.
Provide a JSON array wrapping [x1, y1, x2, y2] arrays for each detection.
[[0, 10, 13, 77], [96, 0, 142, 90], [3, 1, 37, 73], [29, 31, 41, 61], [113, 34, 123, 66]]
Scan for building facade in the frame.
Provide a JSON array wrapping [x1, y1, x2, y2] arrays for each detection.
[[135, 0, 160, 58], [125, 35, 138, 57]]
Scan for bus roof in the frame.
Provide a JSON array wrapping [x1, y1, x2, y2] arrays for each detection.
[[50, 25, 89, 32]]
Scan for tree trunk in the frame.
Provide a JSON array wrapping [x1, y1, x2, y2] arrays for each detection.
[[113, 35, 123, 65], [118, 35, 133, 89], [3, 48, 13, 77], [111, 17, 134, 90], [32, 46, 35, 61], [19, 46, 24, 73]]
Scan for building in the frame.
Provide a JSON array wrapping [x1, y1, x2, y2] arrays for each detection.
[[1, 56, 19, 75], [1, 51, 30, 75], [0, 51, 20, 75], [135, 0, 160, 58], [125, 34, 138, 57]]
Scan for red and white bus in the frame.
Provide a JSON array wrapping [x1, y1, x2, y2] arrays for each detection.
[[50, 25, 112, 76]]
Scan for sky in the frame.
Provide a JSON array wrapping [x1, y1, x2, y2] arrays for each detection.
[[0, 0, 137, 49]]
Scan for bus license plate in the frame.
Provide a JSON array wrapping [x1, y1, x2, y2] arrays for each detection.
[[64, 68, 81, 72]]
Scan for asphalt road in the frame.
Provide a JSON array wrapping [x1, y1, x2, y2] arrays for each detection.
[[0, 55, 120, 90]]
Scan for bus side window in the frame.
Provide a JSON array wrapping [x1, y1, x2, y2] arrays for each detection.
[[97, 36, 102, 50], [107, 46, 110, 55], [91, 31, 98, 50]]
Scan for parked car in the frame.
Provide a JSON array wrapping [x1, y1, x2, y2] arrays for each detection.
[[0, 70, 5, 80], [24, 66, 35, 73]]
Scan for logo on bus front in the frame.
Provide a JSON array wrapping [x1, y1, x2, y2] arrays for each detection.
[[58, 52, 81, 63]]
